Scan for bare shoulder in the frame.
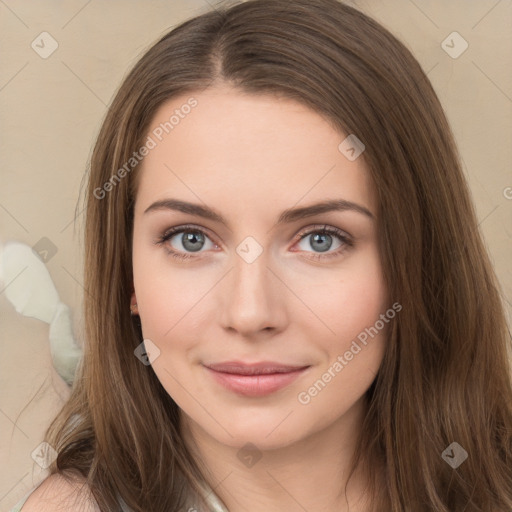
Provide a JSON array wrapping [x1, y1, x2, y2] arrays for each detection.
[[21, 473, 99, 511]]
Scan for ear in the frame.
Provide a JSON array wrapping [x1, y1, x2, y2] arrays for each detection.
[[130, 292, 139, 315]]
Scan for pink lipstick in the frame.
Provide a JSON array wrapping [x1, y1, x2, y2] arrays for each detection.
[[204, 361, 310, 397]]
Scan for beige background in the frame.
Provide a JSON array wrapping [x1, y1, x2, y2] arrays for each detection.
[[1, 0, 511, 510]]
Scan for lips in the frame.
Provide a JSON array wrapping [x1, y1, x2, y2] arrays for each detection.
[[203, 361, 311, 396], [205, 361, 310, 375]]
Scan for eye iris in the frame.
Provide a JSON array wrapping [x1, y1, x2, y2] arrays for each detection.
[[310, 233, 332, 252], [182, 231, 204, 252]]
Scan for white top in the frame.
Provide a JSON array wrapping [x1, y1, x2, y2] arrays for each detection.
[[10, 478, 229, 511]]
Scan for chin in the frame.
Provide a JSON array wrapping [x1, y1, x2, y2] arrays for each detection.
[[203, 412, 311, 451]]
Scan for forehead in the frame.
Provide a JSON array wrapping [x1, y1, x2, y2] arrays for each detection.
[[134, 86, 375, 220]]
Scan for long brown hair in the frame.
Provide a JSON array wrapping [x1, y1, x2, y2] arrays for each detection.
[[44, 0, 512, 510]]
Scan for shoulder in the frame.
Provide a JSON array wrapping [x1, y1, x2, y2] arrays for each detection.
[[20, 473, 99, 512]]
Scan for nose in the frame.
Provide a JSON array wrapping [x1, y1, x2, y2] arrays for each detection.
[[218, 248, 287, 338]]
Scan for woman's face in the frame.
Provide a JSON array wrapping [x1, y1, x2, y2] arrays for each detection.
[[132, 85, 390, 450]]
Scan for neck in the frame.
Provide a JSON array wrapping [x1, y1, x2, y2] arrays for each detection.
[[181, 396, 377, 512]]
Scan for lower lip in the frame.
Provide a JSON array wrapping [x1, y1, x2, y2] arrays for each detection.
[[205, 366, 309, 397]]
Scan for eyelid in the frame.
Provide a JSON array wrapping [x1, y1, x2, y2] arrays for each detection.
[[295, 223, 352, 241], [157, 223, 219, 245]]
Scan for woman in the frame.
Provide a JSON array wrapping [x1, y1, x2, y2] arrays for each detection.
[[16, 0, 512, 510]]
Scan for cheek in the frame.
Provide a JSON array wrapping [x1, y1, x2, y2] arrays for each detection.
[[294, 269, 389, 419], [293, 247, 388, 348], [136, 275, 208, 343], [132, 238, 211, 340]]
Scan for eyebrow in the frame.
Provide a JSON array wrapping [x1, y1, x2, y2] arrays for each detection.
[[143, 198, 374, 227]]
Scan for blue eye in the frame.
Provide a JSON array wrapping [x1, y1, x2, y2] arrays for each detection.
[[294, 225, 353, 260], [155, 223, 353, 261], [155, 224, 216, 260]]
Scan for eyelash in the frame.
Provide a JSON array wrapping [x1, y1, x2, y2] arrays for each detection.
[[155, 223, 353, 261]]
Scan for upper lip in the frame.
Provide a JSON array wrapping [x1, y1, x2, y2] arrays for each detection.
[[204, 361, 310, 375]]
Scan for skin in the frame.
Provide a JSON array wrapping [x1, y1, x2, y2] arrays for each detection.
[[131, 85, 389, 512]]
